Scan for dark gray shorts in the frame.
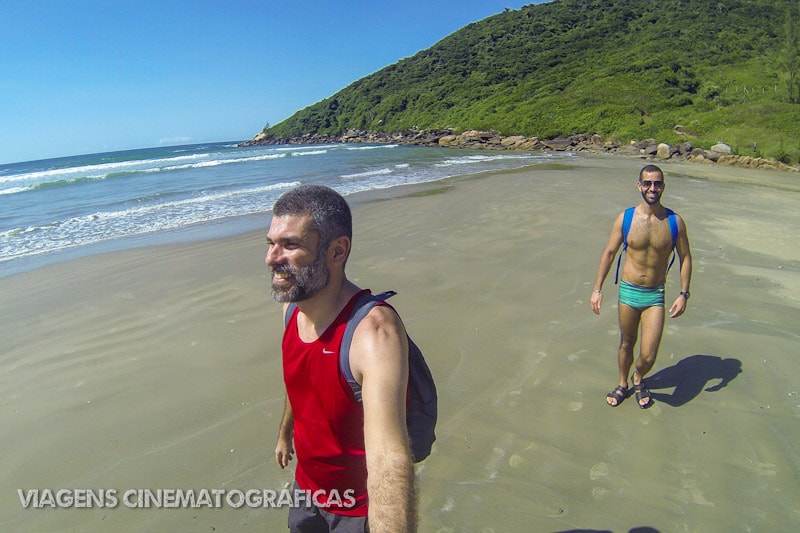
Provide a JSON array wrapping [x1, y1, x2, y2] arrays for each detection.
[[288, 482, 368, 533]]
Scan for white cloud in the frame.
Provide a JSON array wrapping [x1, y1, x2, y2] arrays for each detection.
[[158, 136, 192, 145]]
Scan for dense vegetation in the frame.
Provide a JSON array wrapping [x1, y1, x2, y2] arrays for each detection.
[[262, 0, 800, 163]]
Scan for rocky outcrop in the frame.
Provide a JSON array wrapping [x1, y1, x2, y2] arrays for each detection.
[[239, 130, 797, 172]]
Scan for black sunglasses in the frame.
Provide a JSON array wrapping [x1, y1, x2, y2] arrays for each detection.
[[640, 180, 664, 189]]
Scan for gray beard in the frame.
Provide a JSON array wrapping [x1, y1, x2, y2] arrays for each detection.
[[270, 251, 330, 303]]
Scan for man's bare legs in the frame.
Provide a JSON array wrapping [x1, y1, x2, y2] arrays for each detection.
[[631, 305, 665, 406], [606, 304, 639, 406], [608, 304, 665, 407]]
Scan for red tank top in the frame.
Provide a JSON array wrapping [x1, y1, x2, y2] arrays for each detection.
[[282, 290, 370, 516]]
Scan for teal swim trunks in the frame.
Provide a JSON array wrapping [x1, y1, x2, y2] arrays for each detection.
[[619, 280, 665, 310]]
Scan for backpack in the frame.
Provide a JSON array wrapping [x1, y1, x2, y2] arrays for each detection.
[[614, 206, 679, 284], [284, 290, 437, 462]]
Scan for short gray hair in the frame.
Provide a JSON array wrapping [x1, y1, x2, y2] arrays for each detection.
[[272, 185, 352, 252]]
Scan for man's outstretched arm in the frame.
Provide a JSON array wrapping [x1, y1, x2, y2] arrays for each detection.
[[351, 305, 416, 532]]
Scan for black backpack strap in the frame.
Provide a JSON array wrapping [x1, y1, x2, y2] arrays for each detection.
[[283, 302, 298, 328], [339, 291, 397, 402]]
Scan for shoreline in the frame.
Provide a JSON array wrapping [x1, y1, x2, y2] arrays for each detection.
[[242, 129, 800, 172], [0, 166, 472, 281], [4, 148, 797, 282], [0, 152, 561, 281], [2, 154, 798, 531]]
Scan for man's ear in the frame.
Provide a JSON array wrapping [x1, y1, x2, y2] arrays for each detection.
[[329, 235, 351, 265]]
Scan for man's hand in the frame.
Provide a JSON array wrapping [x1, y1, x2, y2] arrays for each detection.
[[668, 295, 687, 318], [275, 436, 294, 469], [590, 290, 603, 315]]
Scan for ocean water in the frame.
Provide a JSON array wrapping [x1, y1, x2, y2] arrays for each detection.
[[0, 141, 567, 277]]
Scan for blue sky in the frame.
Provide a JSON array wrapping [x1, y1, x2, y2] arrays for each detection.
[[0, 1, 543, 164]]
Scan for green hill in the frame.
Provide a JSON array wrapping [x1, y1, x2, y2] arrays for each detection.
[[260, 0, 800, 163]]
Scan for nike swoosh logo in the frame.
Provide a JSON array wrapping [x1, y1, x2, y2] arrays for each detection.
[[322, 349, 336, 354]]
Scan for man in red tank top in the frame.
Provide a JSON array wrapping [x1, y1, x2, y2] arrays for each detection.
[[266, 185, 416, 532]]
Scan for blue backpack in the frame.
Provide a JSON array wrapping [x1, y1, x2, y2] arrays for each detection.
[[285, 291, 437, 462], [614, 206, 679, 284]]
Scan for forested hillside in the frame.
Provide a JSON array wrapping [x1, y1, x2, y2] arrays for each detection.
[[261, 0, 800, 163]]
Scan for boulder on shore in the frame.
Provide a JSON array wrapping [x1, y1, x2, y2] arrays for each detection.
[[711, 143, 732, 155]]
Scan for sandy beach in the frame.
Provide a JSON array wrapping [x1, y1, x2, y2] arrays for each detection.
[[1, 153, 799, 532]]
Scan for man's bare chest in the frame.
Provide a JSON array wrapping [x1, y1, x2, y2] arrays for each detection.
[[627, 216, 673, 252]]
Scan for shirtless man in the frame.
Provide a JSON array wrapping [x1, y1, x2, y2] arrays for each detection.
[[590, 165, 692, 408], [267, 185, 416, 532]]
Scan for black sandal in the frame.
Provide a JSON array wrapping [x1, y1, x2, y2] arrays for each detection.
[[606, 385, 628, 407], [633, 380, 653, 409]]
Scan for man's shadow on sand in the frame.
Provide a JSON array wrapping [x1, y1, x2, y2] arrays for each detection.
[[646, 354, 742, 407]]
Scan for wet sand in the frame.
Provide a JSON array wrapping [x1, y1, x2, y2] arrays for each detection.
[[1, 154, 799, 531]]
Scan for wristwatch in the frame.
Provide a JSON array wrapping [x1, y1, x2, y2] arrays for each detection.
[[680, 291, 690, 299]]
